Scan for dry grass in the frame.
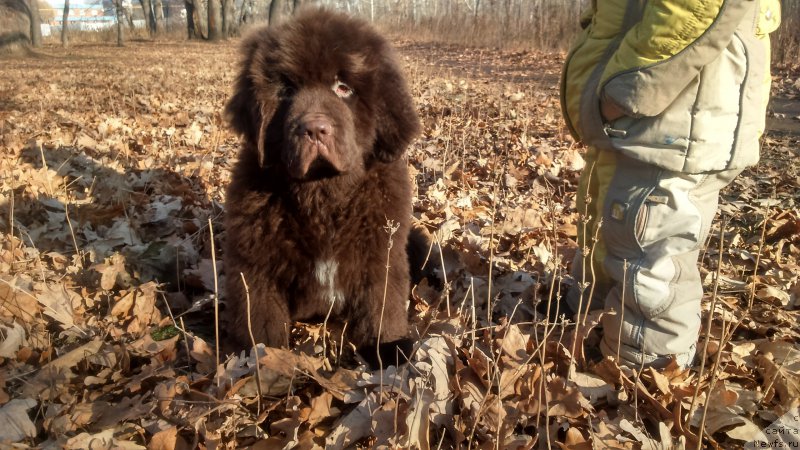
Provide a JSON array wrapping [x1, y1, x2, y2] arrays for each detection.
[[377, 11, 581, 52]]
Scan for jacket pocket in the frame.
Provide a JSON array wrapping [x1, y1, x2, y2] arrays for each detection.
[[601, 183, 654, 261], [601, 94, 695, 173]]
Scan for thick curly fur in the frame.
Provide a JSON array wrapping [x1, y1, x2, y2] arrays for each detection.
[[223, 8, 420, 367]]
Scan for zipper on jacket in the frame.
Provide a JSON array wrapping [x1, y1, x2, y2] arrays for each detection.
[[604, 124, 627, 138]]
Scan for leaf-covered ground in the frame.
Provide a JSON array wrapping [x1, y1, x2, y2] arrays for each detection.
[[0, 39, 798, 449]]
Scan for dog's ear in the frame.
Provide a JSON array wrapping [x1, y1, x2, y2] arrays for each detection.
[[225, 75, 261, 147], [372, 54, 420, 163], [225, 31, 278, 168], [227, 78, 281, 169]]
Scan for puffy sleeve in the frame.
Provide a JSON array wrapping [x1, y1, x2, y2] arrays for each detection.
[[599, 0, 754, 118]]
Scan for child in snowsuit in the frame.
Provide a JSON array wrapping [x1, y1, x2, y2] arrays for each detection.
[[560, 0, 781, 368]]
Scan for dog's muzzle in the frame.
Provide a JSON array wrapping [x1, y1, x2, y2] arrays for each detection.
[[285, 114, 344, 179]]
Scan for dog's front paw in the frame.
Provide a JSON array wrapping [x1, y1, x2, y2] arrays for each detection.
[[358, 338, 414, 369]]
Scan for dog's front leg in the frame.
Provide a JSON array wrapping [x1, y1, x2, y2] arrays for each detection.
[[227, 275, 292, 350], [349, 245, 413, 368]]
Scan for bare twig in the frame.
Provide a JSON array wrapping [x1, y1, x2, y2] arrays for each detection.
[[582, 218, 603, 327], [179, 317, 192, 380], [688, 217, 728, 445], [697, 311, 728, 449], [62, 190, 81, 265], [616, 259, 627, 362], [321, 291, 336, 360], [377, 219, 400, 400], [241, 273, 262, 415], [208, 218, 220, 387], [434, 233, 451, 315]]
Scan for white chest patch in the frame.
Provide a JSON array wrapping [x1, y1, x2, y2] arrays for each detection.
[[315, 259, 343, 304]]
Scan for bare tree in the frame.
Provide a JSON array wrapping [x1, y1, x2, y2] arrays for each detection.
[[138, 0, 155, 34], [773, 0, 799, 65], [222, 0, 236, 36], [153, 0, 165, 33], [60, 0, 68, 47], [185, 0, 196, 38], [191, 0, 208, 38], [0, 0, 33, 51], [289, 0, 313, 18], [27, 0, 41, 47], [208, 0, 222, 40], [114, 0, 123, 46], [268, 0, 285, 25]]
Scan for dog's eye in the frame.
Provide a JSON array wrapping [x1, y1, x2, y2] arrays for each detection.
[[278, 76, 296, 98], [281, 84, 296, 98], [333, 81, 353, 99]]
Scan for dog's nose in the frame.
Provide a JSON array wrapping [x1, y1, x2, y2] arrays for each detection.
[[301, 117, 333, 142]]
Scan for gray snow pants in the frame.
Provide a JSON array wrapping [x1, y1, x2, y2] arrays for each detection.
[[566, 147, 743, 368]]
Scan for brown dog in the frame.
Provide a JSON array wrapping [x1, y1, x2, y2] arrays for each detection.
[[223, 9, 420, 367]]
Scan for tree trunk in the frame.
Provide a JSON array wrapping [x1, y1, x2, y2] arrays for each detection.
[[60, 0, 69, 47], [153, 0, 165, 33], [185, 0, 196, 38], [124, 5, 135, 29], [222, 0, 236, 37], [208, 0, 222, 40], [268, 0, 285, 26], [28, 0, 42, 47], [138, 0, 155, 35], [503, 0, 510, 30], [115, 0, 123, 46], [192, 0, 208, 39], [220, 0, 227, 36], [229, 0, 238, 35]]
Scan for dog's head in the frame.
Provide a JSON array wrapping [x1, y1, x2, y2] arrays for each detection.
[[225, 9, 420, 181]]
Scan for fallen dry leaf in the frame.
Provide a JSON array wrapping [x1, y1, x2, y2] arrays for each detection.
[[34, 282, 79, 329], [0, 321, 27, 358], [326, 393, 378, 449], [0, 398, 38, 442], [404, 383, 434, 450]]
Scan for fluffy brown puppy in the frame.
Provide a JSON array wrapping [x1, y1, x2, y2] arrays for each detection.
[[223, 9, 420, 367]]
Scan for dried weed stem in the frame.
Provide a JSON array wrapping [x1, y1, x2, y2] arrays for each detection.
[[377, 219, 400, 400], [241, 273, 262, 415], [208, 218, 220, 387], [688, 218, 727, 446]]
